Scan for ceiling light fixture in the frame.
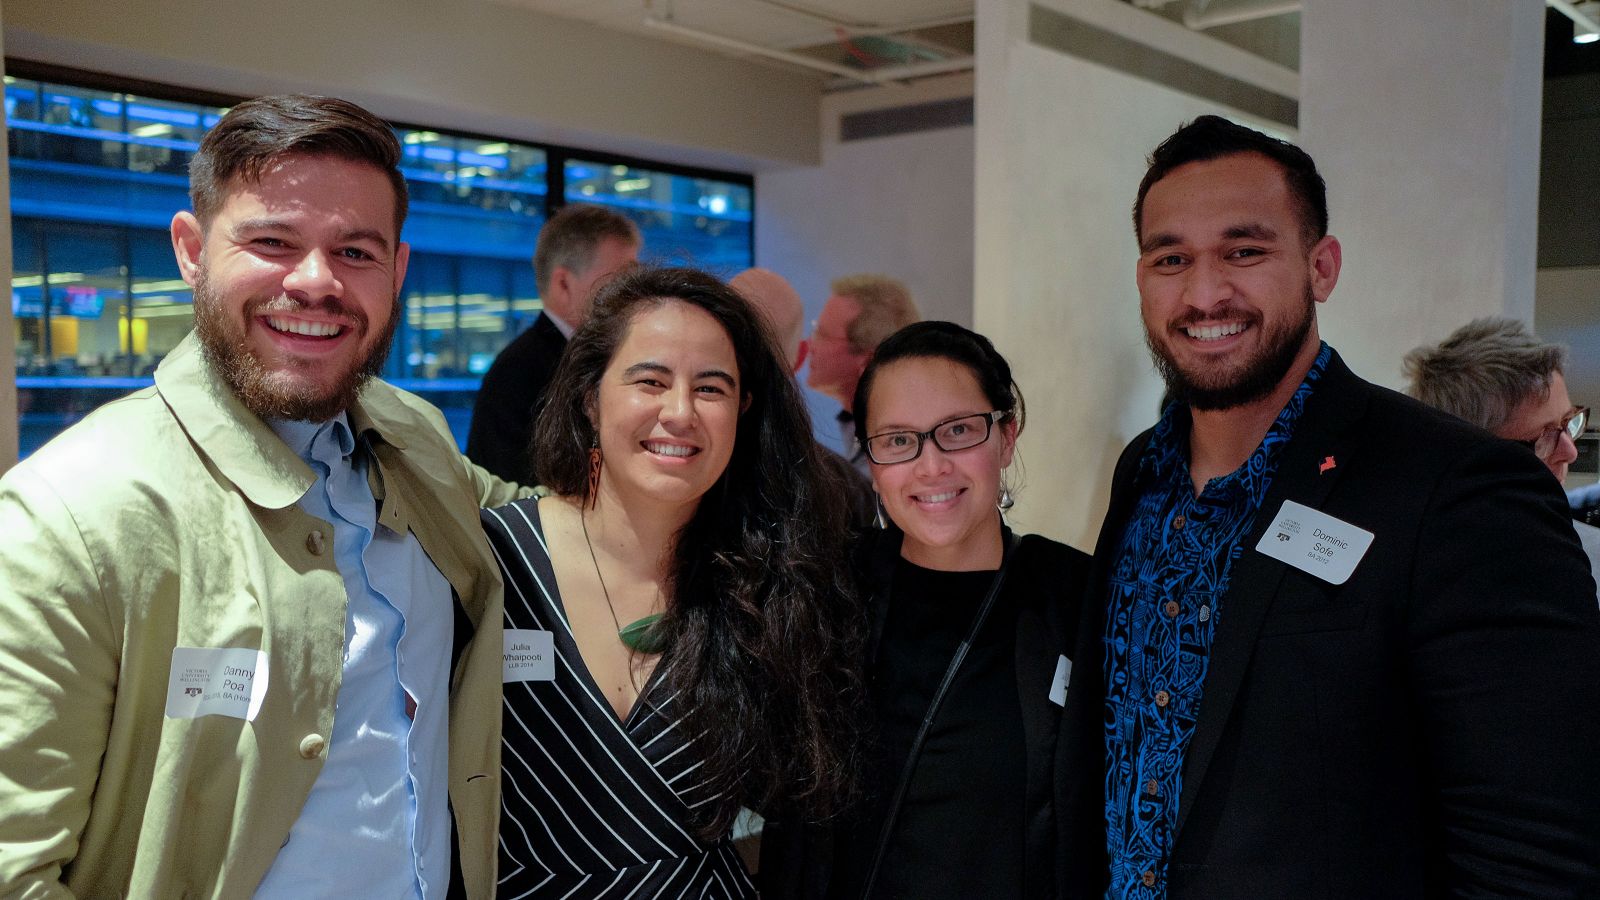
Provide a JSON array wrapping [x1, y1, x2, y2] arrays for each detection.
[[1570, 0, 1600, 43]]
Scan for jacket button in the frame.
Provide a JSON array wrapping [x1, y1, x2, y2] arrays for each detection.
[[1141, 870, 1157, 887], [1155, 690, 1170, 707], [299, 733, 326, 759], [306, 531, 326, 556]]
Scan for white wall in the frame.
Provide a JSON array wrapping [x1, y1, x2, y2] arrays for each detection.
[[1299, 0, 1546, 388], [757, 74, 976, 453], [975, 0, 1286, 549], [2, 0, 825, 172]]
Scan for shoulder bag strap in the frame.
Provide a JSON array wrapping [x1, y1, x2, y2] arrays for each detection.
[[858, 532, 1026, 899]]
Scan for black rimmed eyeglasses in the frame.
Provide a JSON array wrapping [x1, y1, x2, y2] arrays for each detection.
[[1517, 405, 1588, 462], [864, 411, 1006, 465]]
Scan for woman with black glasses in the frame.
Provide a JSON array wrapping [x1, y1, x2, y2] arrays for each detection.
[[763, 321, 1091, 900]]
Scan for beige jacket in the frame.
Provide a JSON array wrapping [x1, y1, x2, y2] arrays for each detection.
[[0, 334, 525, 898]]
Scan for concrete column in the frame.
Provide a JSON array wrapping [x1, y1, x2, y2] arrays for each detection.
[[974, 0, 1296, 548], [1299, 0, 1546, 387], [0, 1, 17, 472]]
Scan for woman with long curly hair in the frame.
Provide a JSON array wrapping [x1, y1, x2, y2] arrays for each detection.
[[483, 266, 860, 897]]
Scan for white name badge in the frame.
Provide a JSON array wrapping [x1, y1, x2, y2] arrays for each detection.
[[1255, 499, 1374, 585], [164, 647, 268, 721], [504, 629, 555, 683], [1049, 654, 1071, 707]]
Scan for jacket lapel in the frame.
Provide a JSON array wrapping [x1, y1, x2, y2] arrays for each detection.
[[155, 332, 313, 509], [1174, 353, 1373, 835], [1059, 431, 1153, 894], [350, 386, 491, 630], [1010, 537, 1061, 898]]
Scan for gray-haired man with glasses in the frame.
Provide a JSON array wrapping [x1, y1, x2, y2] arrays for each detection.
[[1405, 316, 1600, 598]]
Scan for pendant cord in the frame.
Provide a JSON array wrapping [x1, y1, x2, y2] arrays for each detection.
[[580, 506, 664, 653], [580, 507, 628, 638]]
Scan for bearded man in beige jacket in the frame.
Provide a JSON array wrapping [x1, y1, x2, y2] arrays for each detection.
[[0, 95, 528, 898]]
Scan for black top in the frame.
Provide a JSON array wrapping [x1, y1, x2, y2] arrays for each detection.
[[483, 499, 756, 898], [756, 528, 1089, 900], [829, 559, 1027, 899], [466, 312, 566, 483]]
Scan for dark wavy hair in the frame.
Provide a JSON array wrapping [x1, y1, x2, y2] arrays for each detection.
[[852, 320, 1026, 449], [534, 266, 862, 836]]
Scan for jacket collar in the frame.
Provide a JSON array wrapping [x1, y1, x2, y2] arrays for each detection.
[[540, 309, 576, 341], [155, 331, 411, 510]]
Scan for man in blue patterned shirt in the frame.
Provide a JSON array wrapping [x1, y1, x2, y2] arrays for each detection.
[[1055, 116, 1600, 899]]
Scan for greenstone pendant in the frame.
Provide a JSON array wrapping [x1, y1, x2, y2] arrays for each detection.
[[618, 612, 667, 655]]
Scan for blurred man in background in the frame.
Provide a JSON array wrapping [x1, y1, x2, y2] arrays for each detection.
[[467, 203, 639, 482], [731, 267, 874, 527], [804, 274, 919, 471]]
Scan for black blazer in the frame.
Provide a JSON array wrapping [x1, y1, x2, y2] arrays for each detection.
[[763, 527, 1090, 900], [1056, 350, 1600, 898], [466, 312, 566, 483]]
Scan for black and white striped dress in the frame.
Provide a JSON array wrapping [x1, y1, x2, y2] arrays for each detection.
[[483, 499, 757, 899]]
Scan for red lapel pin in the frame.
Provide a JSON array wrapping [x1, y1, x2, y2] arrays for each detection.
[[1319, 455, 1337, 474]]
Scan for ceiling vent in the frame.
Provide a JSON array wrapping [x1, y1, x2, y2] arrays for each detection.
[[839, 95, 974, 141]]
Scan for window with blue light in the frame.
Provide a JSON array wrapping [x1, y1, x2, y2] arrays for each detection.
[[9, 70, 755, 457], [566, 159, 753, 276]]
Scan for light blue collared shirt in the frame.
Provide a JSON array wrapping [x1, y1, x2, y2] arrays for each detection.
[[255, 414, 453, 898]]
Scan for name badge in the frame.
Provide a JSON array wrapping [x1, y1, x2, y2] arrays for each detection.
[[1255, 499, 1374, 585], [165, 647, 268, 721], [1049, 654, 1071, 707], [504, 629, 555, 683]]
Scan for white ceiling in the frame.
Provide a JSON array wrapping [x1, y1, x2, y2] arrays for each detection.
[[490, 0, 974, 54], [487, 0, 1306, 85]]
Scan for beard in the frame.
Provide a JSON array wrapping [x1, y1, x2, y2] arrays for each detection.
[[192, 268, 399, 422], [1147, 284, 1316, 412]]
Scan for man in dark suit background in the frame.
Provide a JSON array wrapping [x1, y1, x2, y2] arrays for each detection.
[[1058, 116, 1600, 898], [466, 203, 639, 482]]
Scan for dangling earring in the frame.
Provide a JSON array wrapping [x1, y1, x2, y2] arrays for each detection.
[[874, 492, 888, 530], [586, 441, 602, 509], [997, 485, 1015, 512]]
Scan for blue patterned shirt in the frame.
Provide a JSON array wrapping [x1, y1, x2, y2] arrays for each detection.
[[1103, 343, 1330, 899]]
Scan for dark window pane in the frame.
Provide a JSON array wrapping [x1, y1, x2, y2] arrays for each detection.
[[40, 221, 128, 375], [458, 257, 514, 377], [509, 262, 541, 337], [564, 159, 753, 274], [402, 252, 459, 378], [129, 229, 191, 375]]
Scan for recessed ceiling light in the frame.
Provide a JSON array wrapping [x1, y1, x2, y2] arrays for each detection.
[[1575, 0, 1600, 44]]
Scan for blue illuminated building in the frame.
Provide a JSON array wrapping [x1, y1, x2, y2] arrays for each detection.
[[10, 72, 754, 456]]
